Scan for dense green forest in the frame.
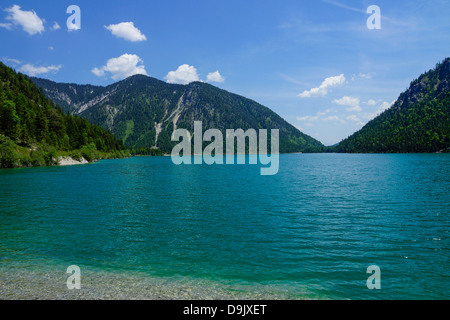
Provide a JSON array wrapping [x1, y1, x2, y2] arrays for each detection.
[[33, 74, 325, 153], [334, 58, 450, 153], [0, 62, 128, 168]]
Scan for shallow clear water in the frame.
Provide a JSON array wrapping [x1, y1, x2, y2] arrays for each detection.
[[0, 154, 449, 299]]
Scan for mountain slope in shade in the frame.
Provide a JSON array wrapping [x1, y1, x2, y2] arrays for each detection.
[[334, 58, 450, 153], [32, 75, 325, 153]]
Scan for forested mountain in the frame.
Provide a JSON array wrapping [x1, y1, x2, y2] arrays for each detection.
[[15, 57, 450, 157], [334, 58, 450, 153], [0, 62, 127, 168], [32, 75, 325, 153]]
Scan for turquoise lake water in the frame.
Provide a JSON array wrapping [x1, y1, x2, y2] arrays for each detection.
[[0, 154, 449, 299]]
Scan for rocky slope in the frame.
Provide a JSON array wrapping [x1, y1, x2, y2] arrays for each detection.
[[33, 75, 325, 153]]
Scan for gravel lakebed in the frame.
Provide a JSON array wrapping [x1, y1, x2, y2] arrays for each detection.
[[0, 263, 304, 300]]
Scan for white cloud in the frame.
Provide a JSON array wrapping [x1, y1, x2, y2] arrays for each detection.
[[5, 5, 45, 35], [346, 115, 364, 125], [364, 100, 396, 120], [298, 74, 346, 98], [333, 96, 362, 112], [317, 109, 332, 116], [68, 25, 80, 32], [297, 115, 320, 122], [67, 22, 80, 32], [105, 22, 147, 42], [165, 64, 200, 85], [366, 99, 377, 106], [51, 22, 60, 31], [2, 58, 21, 65], [347, 115, 360, 122], [19, 64, 62, 76], [324, 115, 347, 124], [379, 101, 394, 112], [0, 22, 13, 30], [91, 67, 105, 77], [297, 108, 335, 124], [92, 54, 148, 80], [351, 72, 375, 81], [359, 72, 374, 80], [206, 71, 225, 83]]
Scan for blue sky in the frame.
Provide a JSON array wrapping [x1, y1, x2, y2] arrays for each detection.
[[1, 0, 449, 145]]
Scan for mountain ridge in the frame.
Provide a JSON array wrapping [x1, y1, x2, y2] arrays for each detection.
[[32, 74, 325, 153], [334, 58, 450, 153], [31, 57, 450, 155]]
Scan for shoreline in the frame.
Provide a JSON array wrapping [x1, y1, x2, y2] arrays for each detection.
[[0, 265, 307, 300], [0, 156, 130, 170], [57, 156, 89, 166]]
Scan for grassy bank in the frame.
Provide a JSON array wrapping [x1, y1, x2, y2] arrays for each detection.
[[0, 135, 130, 169]]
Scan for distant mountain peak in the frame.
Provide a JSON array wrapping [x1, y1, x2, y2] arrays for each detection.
[[32, 74, 324, 153]]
